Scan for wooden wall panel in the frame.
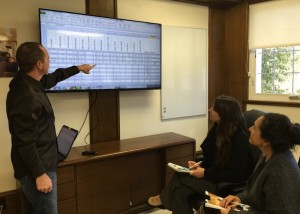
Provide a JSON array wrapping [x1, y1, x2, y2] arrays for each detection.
[[86, 0, 120, 143], [89, 91, 120, 143], [224, 3, 249, 110], [86, 0, 117, 18], [208, 3, 249, 111], [208, 8, 226, 109]]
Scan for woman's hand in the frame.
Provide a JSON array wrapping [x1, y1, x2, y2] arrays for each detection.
[[219, 195, 241, 209], [188, 160, 201, 170], [188, 161, 197, 168], [189, 167, 205, 178]]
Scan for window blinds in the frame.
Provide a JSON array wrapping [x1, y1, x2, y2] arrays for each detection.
[[249, 0, 300, 49]]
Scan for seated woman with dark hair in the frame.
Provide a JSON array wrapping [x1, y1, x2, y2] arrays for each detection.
[[148, 95, 253, 214], [202, 113, 300, 214]]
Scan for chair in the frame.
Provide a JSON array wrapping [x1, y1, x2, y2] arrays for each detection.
[[189, 109, 266, 210], [244, 109, 266, 130]]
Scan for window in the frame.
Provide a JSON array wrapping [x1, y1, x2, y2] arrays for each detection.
[[252, 46, 300, 95], [248, 0, 300, 103]]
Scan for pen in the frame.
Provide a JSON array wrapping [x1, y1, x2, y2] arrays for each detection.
[[229, 201, 250, 209], [189, 161, 202, 169]]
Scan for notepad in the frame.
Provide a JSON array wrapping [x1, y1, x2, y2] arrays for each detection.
[[167, 162, 190, 173]]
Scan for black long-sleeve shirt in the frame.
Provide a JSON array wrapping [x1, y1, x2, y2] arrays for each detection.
[[200, 126, 251, 182], [6, 66, 79, 179]]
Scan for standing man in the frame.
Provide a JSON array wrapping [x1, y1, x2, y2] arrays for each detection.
[[6, 42, 96, 214]]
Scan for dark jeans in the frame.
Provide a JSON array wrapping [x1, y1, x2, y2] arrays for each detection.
[[19, 171, 57, 214]]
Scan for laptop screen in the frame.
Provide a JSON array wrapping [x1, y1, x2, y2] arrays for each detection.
[[57, 125, 78, 159]]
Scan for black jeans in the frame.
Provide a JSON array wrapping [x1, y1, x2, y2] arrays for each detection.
[[160, 172, 216, 214]]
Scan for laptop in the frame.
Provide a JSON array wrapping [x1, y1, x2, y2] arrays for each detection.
[[57, 125, 78, 161]]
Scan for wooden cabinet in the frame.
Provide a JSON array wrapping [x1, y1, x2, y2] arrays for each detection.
[[57, 132, 195, 214], [129, 150, 164, 208], [77, 156, 130, 214], [57, 166, 76, 214], [76, 150, 164, 214], [165, 143, 195, 184]]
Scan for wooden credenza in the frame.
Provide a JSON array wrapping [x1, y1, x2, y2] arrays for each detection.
[[57, 132, 195, 214]]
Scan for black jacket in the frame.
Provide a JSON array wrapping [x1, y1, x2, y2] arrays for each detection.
[[200, 126, 251, 182], [6, 66, 79, 179]]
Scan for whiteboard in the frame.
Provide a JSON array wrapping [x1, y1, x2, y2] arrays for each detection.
[[161, 26, 207, 120]]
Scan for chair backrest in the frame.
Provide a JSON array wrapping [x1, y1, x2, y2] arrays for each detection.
[[243, 109, 266, 174], [243, 109, 266, 129]]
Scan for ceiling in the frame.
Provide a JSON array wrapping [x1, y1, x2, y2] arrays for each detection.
[[172, 0, 272, 8]]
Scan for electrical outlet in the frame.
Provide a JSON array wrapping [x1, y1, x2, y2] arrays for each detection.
[[0, 198, 6, 209]]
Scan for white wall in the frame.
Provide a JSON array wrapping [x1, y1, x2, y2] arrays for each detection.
[[118, 0, 209, 143], [0, 0, 209, 193]]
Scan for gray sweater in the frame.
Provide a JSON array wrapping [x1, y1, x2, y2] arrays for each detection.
[[229, 150, 300, 214]]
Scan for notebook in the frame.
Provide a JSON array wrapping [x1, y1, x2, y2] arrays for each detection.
[[57, 125, 78, 160], [167, 162, 190, 173]]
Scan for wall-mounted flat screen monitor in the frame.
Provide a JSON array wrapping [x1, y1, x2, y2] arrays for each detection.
[[39, 8, 161, 92]]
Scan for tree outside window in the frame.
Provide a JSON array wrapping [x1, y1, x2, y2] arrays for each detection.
[[255, 46, 300, 95]]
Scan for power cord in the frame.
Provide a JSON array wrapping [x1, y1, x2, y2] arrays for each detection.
[[78, 92, 99, 145], [83, 114, 99, 144]]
